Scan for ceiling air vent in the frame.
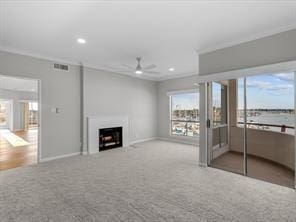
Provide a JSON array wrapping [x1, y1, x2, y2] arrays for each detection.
[[53, 63, 69, 71]]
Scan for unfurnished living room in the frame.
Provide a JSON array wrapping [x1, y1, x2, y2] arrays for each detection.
[[1, 1, 296, 221]]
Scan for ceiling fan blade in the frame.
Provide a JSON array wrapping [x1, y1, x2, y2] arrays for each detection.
[[122, 64, 134, 70], [145, 71, 160, 75], [143, 64, 156, 70], [115, 70, 133, 73]]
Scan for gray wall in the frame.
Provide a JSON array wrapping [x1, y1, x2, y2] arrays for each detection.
[[199, 28, 296, 75], [0, 50, 199, 160], [0, 88, 38, 130], [157, 75, 199, 145], [82, 67, 158, 152], [0, 51, 81, 160]]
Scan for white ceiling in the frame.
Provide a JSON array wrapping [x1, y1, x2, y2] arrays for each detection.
[[1, 1, 296, 80], [0, 76, 38, 92]]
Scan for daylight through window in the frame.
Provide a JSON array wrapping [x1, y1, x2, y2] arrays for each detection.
[[170, 92, 199, 137]]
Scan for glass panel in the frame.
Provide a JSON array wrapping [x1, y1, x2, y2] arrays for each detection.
[[187, 122, 199, 136], [171, 121, 187, 136], [210, 79, 244, 174], [212, 82, 227, 126], [28, 102, 38, 128], [0, 100, 10, 129], [246, 73, 295, 188], [170, 93, 199, 137]]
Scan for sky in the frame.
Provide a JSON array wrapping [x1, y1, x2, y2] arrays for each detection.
[[237, 73, 294, 109], [172, 93, 199, 110], [171, 72, 294, 111]]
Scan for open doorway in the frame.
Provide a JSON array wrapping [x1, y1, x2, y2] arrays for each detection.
[[0, 75, 39, 170]]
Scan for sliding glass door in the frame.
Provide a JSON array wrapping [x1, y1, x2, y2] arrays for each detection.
[[245, 73, 295, 187], [208, 79, 244, 175], [208, 73, 296, 188]]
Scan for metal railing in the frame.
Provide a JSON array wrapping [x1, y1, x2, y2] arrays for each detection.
[[171, 120, 199, 136], [237, 121, 294, 129]]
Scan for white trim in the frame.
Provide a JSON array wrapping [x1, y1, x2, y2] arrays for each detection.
[[157, 72, 198, 81], [294, 71, 296, 188], [167, 88, 199, 96], [39, 152, 81, 163], [197, 22, 296, 54], [0, 47, 157, 81], [130, 137, 156, 145], [11, 129, 24, 132], [0, 74, 42, 164], [156, 137, 198, 146], [0, 47, 198, 82], [196, 60, 296, 83], [87, 116, 129, 154], [37, 79, 42, 163], [0, 46, 80, 67], [199, 162, 207, 167], [84, 63, 158, 81]]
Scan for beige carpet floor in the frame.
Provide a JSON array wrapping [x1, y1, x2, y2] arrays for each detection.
[[0, 140, 296, 222]]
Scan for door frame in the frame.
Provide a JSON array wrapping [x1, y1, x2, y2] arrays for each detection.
[[205, 73, 296, 188], [206, 81, 230, 166], [0, 75, 42, 164]]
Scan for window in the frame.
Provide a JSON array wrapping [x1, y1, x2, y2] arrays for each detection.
[[170, 92, 199, 137], [212, 82, 227, 126], [0, 100, 10, 128], [28, 102, 38, 128], [237, 73, 294, 134]]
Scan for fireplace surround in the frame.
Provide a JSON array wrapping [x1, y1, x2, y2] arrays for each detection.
[[99, 127, 122, 151], [87, 116, 129, 154]]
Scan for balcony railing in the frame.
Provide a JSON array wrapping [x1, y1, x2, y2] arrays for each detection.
[[171, 120, 199, 137], [237, 121, 294, 134]]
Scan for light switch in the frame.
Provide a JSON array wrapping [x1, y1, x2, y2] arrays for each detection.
[[51, 108, 60, 114]]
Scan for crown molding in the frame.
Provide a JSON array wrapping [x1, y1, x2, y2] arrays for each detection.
[[81, 62, 158, 81], [157, 71, 197, 81], [0, 46, 80, 66], [197, 22, 296, 55], [0, 46, 195, 81]]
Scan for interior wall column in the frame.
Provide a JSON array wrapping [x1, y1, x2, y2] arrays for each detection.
[[294, 71, 296, 188], [80, 62, 85, 155]]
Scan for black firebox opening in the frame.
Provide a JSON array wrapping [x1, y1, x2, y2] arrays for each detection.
[[99, 127, 122, 151]]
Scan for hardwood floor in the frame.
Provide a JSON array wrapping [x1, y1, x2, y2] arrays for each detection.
[[0, 129, 37, 170]]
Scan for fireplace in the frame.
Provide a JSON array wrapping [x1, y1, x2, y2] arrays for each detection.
[[99, 127, 122, 151]]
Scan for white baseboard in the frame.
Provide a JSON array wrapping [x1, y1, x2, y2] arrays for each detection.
[[12, 129, 25, 132], [130, 137, 156, 145], [199, 162, 208, 167], [39, 152, 81, 163], [156, 137, 198, 146], [82, 151, 88, 155]]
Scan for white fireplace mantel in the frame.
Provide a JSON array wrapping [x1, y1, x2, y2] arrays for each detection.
[[87, 116, 129, 154]]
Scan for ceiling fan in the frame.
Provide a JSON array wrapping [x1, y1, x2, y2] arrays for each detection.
[[122, 57, 160, 75]]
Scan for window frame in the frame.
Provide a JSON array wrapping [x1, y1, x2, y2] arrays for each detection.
[[169, 90, 199, 137]]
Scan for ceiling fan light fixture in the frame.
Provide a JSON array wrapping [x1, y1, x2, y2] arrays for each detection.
[[77, 38, 86, 44], [135, 70, 143, 75]]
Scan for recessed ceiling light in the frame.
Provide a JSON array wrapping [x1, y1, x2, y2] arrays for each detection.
[[169, 68, 175, 71], [77, 38, 86, 44]]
